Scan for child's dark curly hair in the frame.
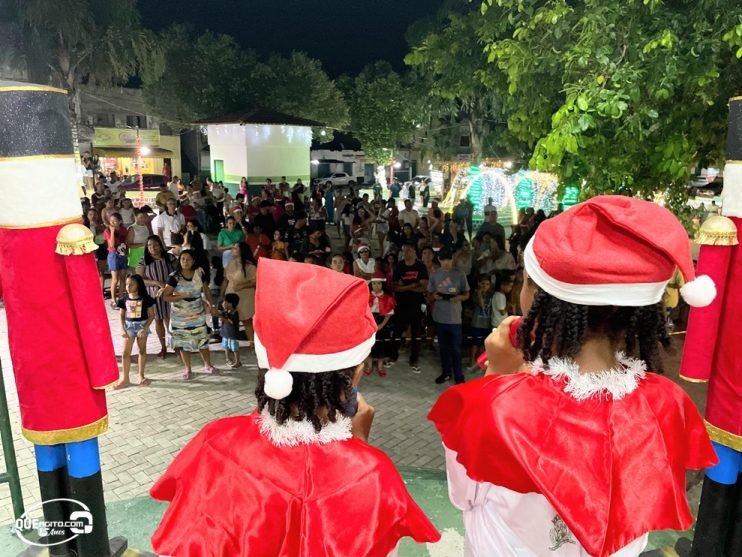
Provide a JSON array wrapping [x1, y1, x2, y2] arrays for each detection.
[[256, 368, 355, 432], [516, 289, 670, 372]]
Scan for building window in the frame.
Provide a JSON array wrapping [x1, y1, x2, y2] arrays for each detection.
[[96, 113, 114, 127], [126, 115, 143, 128], [460, 135, 470, 147]]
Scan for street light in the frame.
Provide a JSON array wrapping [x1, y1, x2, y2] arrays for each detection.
[[141, 146, 151, 156]]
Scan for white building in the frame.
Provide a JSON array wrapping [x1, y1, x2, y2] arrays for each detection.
[[195, 110, 322, 195]]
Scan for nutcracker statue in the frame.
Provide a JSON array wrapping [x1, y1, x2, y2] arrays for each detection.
[[681, 96, 742, 557], [0, 80, 124, 556]]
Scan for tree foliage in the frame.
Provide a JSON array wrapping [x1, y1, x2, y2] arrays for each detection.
[[405, 10, 506, 162], [475, 0, 742, 217], [142, 26, 348, 129], [340, 62, 422, 163], [12, 0, 155, 120]]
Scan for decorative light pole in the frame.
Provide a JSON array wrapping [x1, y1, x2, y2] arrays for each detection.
[[135, 127, 144, 207]]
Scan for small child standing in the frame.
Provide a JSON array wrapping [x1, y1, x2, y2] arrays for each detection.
[[220, 293, 242, 368], [468, 275, 492, 372], [271, 230, 287, 260], [367, 273, 395, 377], [116, 274, 155, 388]]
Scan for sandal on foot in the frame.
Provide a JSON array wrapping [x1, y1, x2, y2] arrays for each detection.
[[204, 366, 220, 375], [182, 370, 193, 380], [138, 377, 151, 386], [378, 367, 387, 377]]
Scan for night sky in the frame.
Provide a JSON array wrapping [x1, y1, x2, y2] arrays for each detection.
[[138, 0, 441, 77]]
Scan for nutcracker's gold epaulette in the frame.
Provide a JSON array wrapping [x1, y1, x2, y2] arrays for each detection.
[[695, 215, 738, 246], [56, 223, 97, 255]]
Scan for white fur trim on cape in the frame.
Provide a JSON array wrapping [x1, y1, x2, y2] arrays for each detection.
[[257, 410, 353, 447], [531, 352, 647, 401], [254, 331, 376, 373], [524, 239, 668, 306]]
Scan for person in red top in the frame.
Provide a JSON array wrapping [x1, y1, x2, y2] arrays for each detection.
[[367, 272, 396, 377], [245, 223, 271, 260], [150, 260, 440, 556], [104, 211, 128, 304], [429, 196, 717, 557]]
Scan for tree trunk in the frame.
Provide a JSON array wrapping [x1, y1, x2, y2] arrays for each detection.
[[468, 115, 482, 164]]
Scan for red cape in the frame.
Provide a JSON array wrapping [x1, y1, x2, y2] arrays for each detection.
[[151, 413, 440, 556], [428, 372, 716, 557]]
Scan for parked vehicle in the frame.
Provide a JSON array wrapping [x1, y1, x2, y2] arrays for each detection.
[[120, 174, 167, 191], [688, 176, 723, 198], [314, 172, 355, 187], [404, 175, 430, 187]]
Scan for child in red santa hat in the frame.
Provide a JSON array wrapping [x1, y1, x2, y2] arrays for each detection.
[[367, 272, 396, 377], [151, 259, 439, 556], [429, 195, 718, 557]]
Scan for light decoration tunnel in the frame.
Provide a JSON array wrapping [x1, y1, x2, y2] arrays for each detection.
[[441, 163, 580, 226]]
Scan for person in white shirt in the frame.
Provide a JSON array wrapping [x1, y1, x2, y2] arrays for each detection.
[[152, 198, 185, 248], [168, 176, 181, 200], [490, 274, 513, 328], [398, 199, 420, 229]]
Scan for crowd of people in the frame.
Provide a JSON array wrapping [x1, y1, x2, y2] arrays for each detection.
[[81, 169, 563, 387]]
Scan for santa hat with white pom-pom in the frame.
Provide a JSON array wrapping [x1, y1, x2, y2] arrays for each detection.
[[524, 195, 716, 308], [253, 259, 377, 400]]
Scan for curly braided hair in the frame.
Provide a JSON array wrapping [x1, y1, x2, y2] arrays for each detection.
[[256, 368, 355, 432], [516, 289, 670, 372]]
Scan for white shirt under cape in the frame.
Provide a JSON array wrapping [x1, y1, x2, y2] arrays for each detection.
[[443, 354, 656, 557], [444, 447, 648, 557]]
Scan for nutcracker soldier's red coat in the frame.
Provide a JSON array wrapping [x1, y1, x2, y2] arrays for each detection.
[[680, 95, 742, 557], [0, 81, 119, 444]]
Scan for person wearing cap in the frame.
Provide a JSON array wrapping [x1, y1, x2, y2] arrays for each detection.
[[354, 244, 376, 280], [150, 260, 440, 556], [278, 200, 297, 233], [429, 195, 717, 557], [427, 247, 470, 384]]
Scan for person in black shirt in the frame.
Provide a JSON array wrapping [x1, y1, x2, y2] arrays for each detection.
[[278, 202, 297, 233], [286, 213, 309, 260], [253, 200, 276, 240], [391, 242, 429, 372], [306, 226, 332, 266]]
